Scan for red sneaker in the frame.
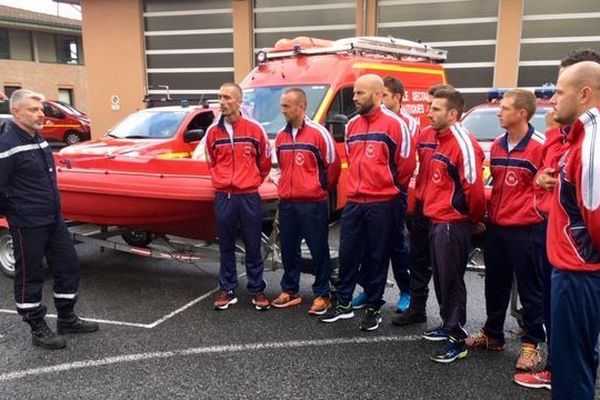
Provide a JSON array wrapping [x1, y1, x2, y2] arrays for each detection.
[[513, 369, 551, 390], [252, 292, 270, 311], [213, 290, 237, 310]]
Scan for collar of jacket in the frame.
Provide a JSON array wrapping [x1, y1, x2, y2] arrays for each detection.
[[217, 112, 244, 131], [435, 123, 457, 140], [357, 105, 384, 124], [9, 120, 42, 143], [283, 117, 306, 134], [568, 106, 600, 144], [500, 123, 535, 153]]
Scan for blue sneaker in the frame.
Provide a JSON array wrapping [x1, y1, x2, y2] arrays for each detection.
[[396, 292, 410, 313], [351, 292, 367, 310], [430, 337, 468, 363], [422, 325, 449, 341]]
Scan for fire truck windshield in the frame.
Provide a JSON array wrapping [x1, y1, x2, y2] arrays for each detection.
[[243, 85, 329, 138]]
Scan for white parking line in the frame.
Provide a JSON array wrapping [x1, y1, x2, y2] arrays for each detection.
[[0, 309, 151, 329], [0, 273, 248, 329], [0, 334, 421, 382]]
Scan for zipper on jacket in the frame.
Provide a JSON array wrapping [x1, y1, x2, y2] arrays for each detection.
[[358, 120, 368, 202], [229, 127, 234, 197], [493, 145, 510, 223]]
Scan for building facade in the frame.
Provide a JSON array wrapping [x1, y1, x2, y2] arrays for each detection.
[[75, 0, 600, 136], [0, 5, 87, 112]]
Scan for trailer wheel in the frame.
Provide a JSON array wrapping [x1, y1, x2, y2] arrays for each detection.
[[122, 229, 153, 247], [64, 131, 82, 146], [0, 228, 15, 278]]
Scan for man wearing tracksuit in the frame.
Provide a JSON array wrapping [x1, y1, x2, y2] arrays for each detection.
[[271, 88, 341, 315], [422, 88, 485, 363], [392, 83, 454, 327], [206, 82, 272, 311], [0, 90, 98, 350], [545, 61, 600, 400], [466, 89, 546, 372], [320, 74, 415, 331], [352, 76, 419, 313], [514, 48, 600, 391]]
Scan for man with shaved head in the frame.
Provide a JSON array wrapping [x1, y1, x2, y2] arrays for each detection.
[[320, 74, 416, 331], [514, 48, 600, 391], [271, 87, 340, 315], [206, 82, 272, 311], [544, 61, 600, 399]]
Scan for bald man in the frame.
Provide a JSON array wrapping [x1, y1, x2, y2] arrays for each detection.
[[545, 61, 600, 400], [320, 74, 416, 331]]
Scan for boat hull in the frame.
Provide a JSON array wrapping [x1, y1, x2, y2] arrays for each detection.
[[56, 156, 279, 241]]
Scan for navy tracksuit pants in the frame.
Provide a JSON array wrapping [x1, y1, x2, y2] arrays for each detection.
[[278, 199, 331, 297], [336, 198, 397, 309], [215, 192, 266, 293], [538, 217, 553, 370], [430, 221, 471, 340], [357, 191, 410, 294], [408, 200, 434, 312], [482, 224, 545, 344], [10, 219, 80, 322], [551, 268, 600, 400]]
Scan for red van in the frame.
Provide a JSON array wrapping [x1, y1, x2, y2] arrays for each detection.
[[232, 36, 447, 212], [41, 100, 91, 145], [0, 94, 90, 145]]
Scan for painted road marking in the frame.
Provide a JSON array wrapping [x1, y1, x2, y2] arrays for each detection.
[[0, 273, 246, 329], [0, 334, 422, 382]]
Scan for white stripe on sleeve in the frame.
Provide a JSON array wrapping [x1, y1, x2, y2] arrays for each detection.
[[581, 107, 600, 211], [451, 123, 478, 184], [305, 118, 336, 164]]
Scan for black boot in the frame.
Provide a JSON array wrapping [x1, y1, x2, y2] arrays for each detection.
[[28, 319, 67, 350], [57, 313, 99, 335], [391, 308, 427, 326]]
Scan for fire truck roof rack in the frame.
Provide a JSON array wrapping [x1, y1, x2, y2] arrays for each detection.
[[258, 36, 447, 63]]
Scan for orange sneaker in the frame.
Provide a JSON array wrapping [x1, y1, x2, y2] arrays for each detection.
[[271, 292, 302, 308], [465, 329, 505, 351], [308, 296, 331, 315], [515, 343, 542, 371]]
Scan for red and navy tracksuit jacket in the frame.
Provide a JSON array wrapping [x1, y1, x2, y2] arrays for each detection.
[[424, 123, 485, 223], [398, 108, 420, 138], [488, 124, 545, 226], [345, 105, 416, 202], [535, 126, 570, 216], [275, 117, 341, 201], [414, 125, 438, 202], [548, 107, 600, 272], [205, 113, 271, 193]]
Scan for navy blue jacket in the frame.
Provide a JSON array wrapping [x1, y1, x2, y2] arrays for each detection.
[[0, 121, 61, 227]]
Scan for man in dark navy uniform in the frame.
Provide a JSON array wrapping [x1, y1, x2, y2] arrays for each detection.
[[0, 90, 98, 350]]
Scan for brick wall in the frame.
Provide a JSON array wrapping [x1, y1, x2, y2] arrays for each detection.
[[0, 59, 88, 112]]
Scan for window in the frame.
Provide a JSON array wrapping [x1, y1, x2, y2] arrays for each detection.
[[58, 88, 74, 105], [56, 35, 82, 64], [0, 29, 9, 59], [43, 103, 65, 119], [3, 85, 21, 98], [326, 87, 356, 121]]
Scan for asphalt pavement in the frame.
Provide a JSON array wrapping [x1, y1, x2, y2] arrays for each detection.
[[0, 228, 592, 400]]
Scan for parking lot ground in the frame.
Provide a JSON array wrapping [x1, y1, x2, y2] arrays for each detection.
[[0, 238, 591, 400]]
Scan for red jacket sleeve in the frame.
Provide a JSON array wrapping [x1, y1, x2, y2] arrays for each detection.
[[205, 128, 216, 168], [577, 140, 600, 250], [394, 118, 417, 189], [256, 124, 272, 180], [463, 138, 486, 223], [320, 128, 341, 189]]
